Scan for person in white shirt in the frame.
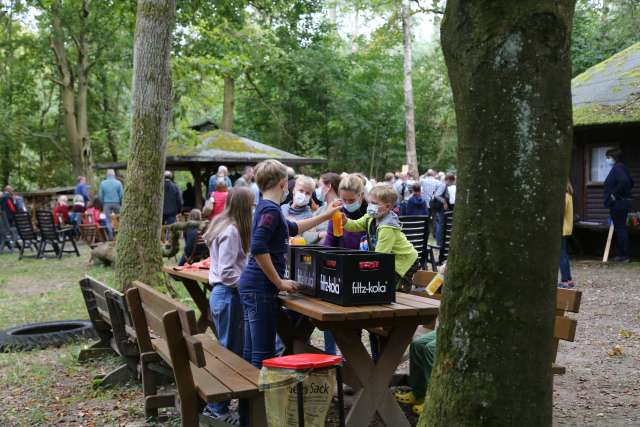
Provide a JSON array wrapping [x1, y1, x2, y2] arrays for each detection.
[[445, 173, 456, 210], [420, 170, 441, 213]]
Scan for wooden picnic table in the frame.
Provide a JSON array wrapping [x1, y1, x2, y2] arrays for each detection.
[[162, 266, 214, 333], [163, 265, 440, 427]]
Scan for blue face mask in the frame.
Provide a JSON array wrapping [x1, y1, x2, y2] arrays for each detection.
[[367, 203, 380, 218], [344, 200, 361, 213], [315, 186, 325, 203], [606, 157, 615, 167]]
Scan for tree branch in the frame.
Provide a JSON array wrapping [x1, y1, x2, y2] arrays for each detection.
[[47, 75, 65, 86], [244, 70, 295, 143], [411, 0, 444, 14]]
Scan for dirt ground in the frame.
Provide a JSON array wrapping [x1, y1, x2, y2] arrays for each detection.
[[552, 260, 640, 426], [0, 250, 638, 426]]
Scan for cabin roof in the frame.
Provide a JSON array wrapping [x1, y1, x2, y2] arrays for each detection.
[[572, 42, 640, 127], [96, 129, 324, 170]]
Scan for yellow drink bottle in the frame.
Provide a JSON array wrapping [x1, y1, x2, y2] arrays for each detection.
[[426, 273, 445, 296]]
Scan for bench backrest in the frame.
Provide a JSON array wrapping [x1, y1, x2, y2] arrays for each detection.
[[439, 210, 454, 263], [14, 211, 37, 240], [126, 280, 205, 368], [80, 276, 131, 328], [35, 209, 59, 241], [412, 271, 581, 348], [399, 215, 430, 267]]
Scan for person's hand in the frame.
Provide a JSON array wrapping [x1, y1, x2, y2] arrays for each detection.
[[277, 279, 299, 293], [326, 200, 343, 217], [340, 213, 347, 226]]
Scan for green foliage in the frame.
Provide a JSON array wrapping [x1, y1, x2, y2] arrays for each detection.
[[6, 0, 636, 189], [571, 0, 640, 76]]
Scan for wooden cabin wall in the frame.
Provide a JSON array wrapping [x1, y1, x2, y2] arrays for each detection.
[[573, 123, 640, 223]]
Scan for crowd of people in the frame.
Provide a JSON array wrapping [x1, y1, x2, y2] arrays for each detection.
[[178, 159, 456, 422]]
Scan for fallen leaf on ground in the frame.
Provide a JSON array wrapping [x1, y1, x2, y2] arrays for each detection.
[[607, 345, 623, 357]]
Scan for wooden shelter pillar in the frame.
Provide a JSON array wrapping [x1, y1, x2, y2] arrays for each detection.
[[190, 167, 204, 208]]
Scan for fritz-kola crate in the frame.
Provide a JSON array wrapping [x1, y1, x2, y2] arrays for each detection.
[[316, 251, 396, 306], [293, 247, 360, 296], [284, 245, 325, 281]]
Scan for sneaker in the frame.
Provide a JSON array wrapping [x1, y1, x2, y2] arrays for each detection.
[[412, 402, 425, 415], [395, 390, 423, 405], [557, 281, 575, 289]]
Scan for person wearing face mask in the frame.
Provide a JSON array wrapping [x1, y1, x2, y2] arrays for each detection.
[[324, 174, 368, 249], [281, 175, 315, 221], [341, 183, 419, 293], [303, 172, 341, 243], [281, 175, 324, 244], [238, 159, 342, 371], [603, 148, 634, 262]]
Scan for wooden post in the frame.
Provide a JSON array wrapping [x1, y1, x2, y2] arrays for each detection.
[[191, 167, 203, 208]]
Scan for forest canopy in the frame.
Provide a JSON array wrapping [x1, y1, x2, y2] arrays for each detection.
[[0, 0, 638, 190]]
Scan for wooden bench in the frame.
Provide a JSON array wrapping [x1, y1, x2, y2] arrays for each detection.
[[78, 276, 140, 387], [412, 271, 582, 375], [125, 280, 265, 426]]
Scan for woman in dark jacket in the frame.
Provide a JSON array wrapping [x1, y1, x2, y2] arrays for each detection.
[[178, 209, 208, 266], [603, 148, 634, 262]]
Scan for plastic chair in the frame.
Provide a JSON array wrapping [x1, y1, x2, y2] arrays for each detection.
[[262, 353, 345, 427]]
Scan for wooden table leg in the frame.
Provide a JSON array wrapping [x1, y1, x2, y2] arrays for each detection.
[[332, 321, 418, 427], [176, 278, 213, 334]]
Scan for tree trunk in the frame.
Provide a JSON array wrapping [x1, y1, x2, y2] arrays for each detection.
[[77, 0, 93, 186], [222, 76, 235, 132], [50, 3, 93, 182], [115, 0, 176, 292], [402, 0, 418, 178], [421, 1, 575, 426], [1, 0, 15, 185]]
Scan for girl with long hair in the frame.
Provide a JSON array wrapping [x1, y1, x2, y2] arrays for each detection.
[[202, 187, 254, 421]]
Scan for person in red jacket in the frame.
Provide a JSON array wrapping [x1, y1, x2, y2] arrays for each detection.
[[53, 195, 70, 226]]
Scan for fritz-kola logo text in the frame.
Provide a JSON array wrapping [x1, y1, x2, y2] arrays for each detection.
[[320, 274, 340, 294], [352, 280, 388, 294]]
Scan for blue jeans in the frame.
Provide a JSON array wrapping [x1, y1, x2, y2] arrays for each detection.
[[324, 331, 337, 355], [103, 203, 119, 240], [206, 284, 244, 415], [611, 200, 630, 258], [239, 291, 280, 369], [559, 237, 572, 282]]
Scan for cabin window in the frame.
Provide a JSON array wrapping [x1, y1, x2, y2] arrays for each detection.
[[588, 145, 615, 184]]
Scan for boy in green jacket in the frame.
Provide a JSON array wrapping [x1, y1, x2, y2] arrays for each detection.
[[342, 184, 419, 292]]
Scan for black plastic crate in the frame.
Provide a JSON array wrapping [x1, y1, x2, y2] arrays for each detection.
[[294, 248, 360, 296], [284, 244, 325, 280], [316, 251, 396, 306]]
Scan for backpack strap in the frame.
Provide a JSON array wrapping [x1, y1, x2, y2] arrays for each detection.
[[366, 217, 377, 250]]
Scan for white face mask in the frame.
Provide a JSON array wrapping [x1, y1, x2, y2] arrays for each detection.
[[315, 186, 326, 203], [280, 184, 289, 203], [293, 191, 310, 207], [606, 157, 615, 167], [367, 203, 380, 218]]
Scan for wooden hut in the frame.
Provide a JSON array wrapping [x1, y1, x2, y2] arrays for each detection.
[[570, 42, 640, 254], [95, 123, 324, 207]]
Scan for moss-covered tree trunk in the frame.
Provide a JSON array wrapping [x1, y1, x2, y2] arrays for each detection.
[[115, 0, 176, 292], [420, 1, 576, 426]]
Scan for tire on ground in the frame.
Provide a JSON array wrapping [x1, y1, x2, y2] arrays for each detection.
[[0, 320, 98, 352]]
